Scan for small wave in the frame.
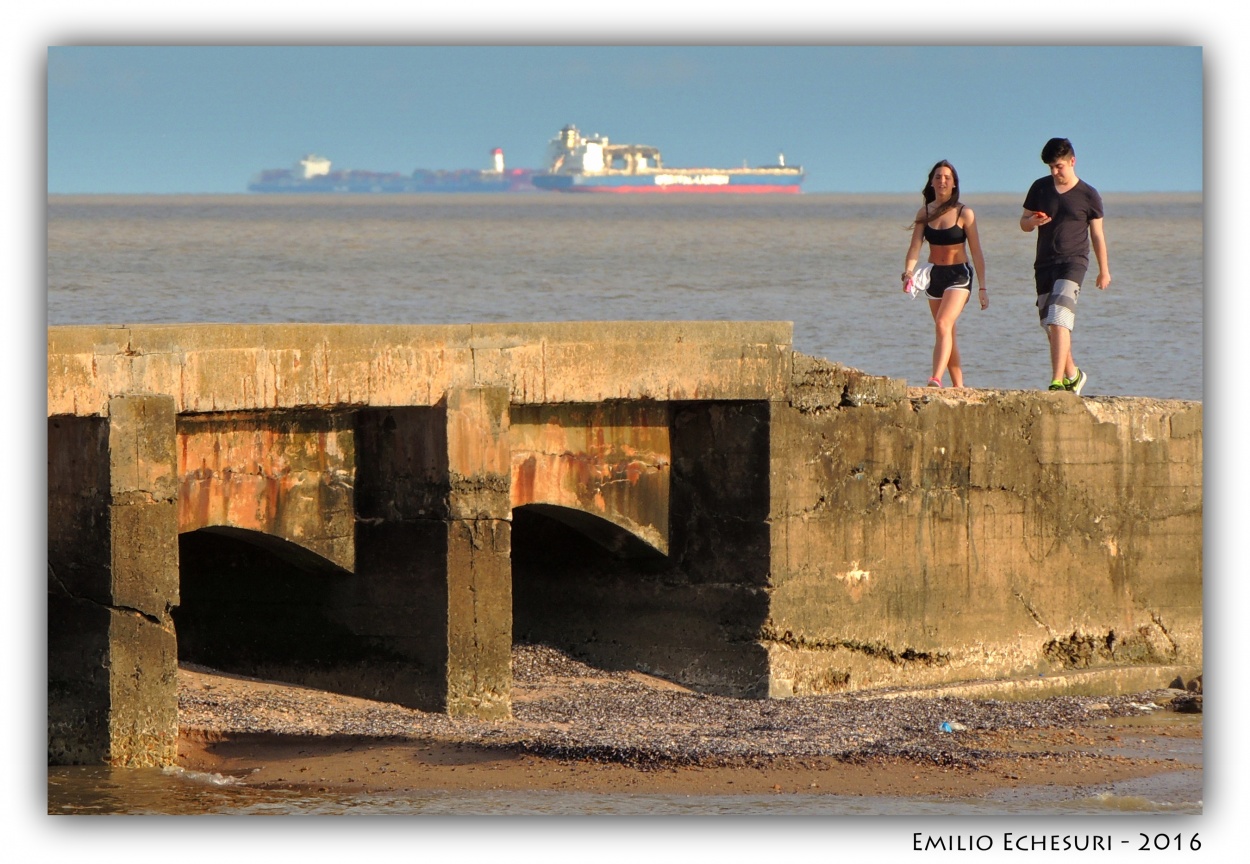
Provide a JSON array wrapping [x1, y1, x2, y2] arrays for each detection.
[[162, 765, 246, 787]]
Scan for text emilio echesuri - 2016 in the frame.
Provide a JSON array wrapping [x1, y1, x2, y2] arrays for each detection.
[[913, 833, 1202, 852]]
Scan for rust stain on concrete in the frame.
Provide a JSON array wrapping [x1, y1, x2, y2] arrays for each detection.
[[509, 403, 671, 548], [174, 412, 355, 569]]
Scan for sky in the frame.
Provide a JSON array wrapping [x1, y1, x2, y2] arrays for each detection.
[[46, 44, 1202, 195], [12, 1, 1250, 861]]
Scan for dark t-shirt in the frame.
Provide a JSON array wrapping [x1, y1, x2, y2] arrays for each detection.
[[1023, 177, 1104, 269]]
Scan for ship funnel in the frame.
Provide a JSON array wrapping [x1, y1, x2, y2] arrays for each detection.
[[492, 147, 504, 172]]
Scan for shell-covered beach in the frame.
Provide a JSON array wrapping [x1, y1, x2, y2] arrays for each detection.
[[176, 644, 1202, 804]]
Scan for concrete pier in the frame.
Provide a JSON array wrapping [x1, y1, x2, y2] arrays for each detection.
[[47, 322, 1202, 766]]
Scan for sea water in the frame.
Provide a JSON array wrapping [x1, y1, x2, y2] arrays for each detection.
[[43, 193, 1203, 817], [46, 759, 1202, 816], [47, 192, 1203, 401]]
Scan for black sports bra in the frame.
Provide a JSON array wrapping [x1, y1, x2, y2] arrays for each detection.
[[923, 205, 966, 246], [924, 223, 966, 246]]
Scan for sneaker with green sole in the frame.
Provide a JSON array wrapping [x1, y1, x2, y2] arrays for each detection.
[[1065, 369, 1088, 395]]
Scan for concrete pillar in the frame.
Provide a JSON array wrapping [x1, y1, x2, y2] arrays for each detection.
[[352, 390, 512, 719], [48, 395, 179, 766], [444, 387, 512, 719]]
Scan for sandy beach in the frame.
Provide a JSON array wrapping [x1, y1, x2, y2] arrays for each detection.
[[176, 645, 1201, 803]]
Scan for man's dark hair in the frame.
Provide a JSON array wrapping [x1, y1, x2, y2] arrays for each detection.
[[1041, 138, 1075, 163]]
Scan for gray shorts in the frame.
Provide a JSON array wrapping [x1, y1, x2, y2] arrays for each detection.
[[1035, 262, 1087, 330]]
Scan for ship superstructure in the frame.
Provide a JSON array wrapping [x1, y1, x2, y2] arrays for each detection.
[[532, 125, 804, 194]]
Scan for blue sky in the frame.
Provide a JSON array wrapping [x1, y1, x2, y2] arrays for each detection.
[[47, 45, 1202, 194]]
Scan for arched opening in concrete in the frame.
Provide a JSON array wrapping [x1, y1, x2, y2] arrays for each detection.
[[173, 526, 361, 687], [511, 502, 762, 694], [515, 503, 669, 560], [511, 400, 777, 698]]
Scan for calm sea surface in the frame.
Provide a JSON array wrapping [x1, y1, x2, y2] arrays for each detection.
[[47, 193, 1203, 401], [44, 193, 1204, 817]]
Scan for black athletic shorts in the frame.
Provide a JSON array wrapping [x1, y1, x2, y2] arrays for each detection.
[[925, 262, 973, 300]]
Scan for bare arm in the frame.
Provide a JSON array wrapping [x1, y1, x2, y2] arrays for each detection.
[[903, 211, 926, 282], [963, 208, 989, 309], [1020, 208, 1050, 232], [1089, 217, 1111, 289]]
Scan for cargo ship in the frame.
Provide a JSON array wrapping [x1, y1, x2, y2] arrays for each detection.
[[531, 124, 804, 194], [247, 149, 538, 193]]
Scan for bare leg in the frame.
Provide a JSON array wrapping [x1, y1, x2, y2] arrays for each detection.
[[947, 323, 964, 387], [1047, 324, 1077, 382], [929, 290, 970, 385]]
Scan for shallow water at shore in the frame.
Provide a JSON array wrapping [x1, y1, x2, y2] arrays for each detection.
[[47, 763, 1202, 816]]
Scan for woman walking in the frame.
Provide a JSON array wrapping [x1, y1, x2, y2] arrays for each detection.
[[902, 160, 988, 387]]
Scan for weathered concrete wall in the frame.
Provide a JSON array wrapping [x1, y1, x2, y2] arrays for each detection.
[[48, 396, 179, 766], [176, 411, 356, 570], [47, 321, 792, 416], [511, 402, 671, 555], [764, 355, 1203, 696]]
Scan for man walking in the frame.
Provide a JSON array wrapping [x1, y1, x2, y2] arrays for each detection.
[[1020, 137, 1111, 393]]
